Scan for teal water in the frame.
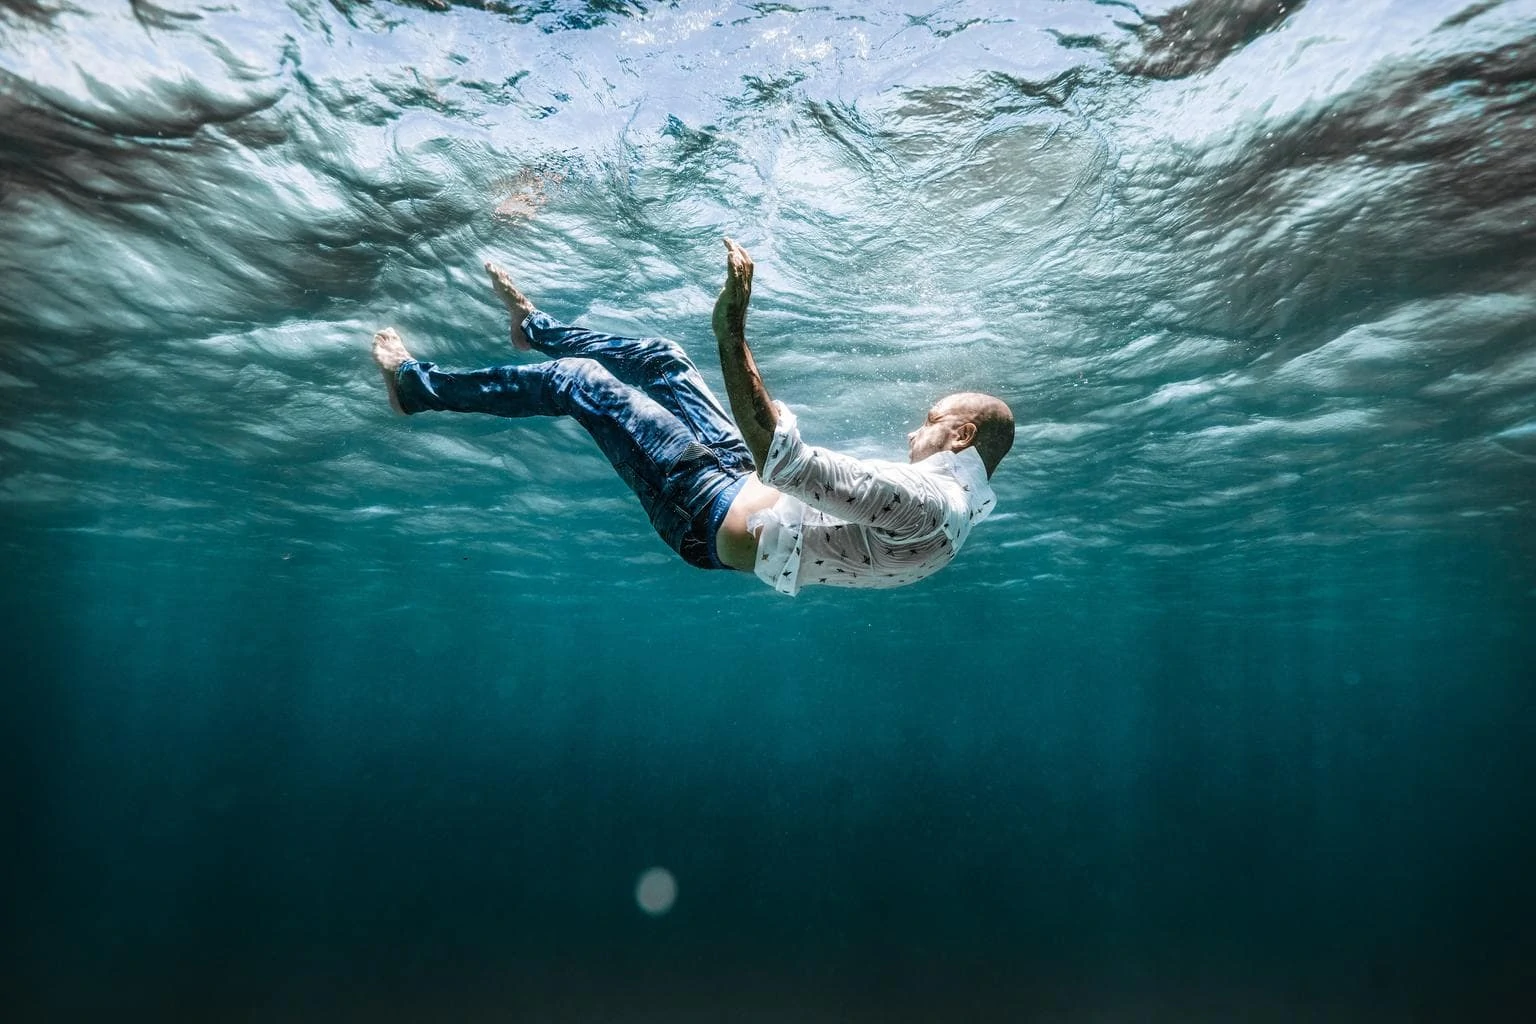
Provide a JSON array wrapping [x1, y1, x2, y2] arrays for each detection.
[[3, 0, 1534, 1019]]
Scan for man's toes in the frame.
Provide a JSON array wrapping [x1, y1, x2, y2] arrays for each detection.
[[371, 327, 413, 368]]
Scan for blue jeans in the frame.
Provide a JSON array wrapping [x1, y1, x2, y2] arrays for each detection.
[[391, 312, 755, 570]]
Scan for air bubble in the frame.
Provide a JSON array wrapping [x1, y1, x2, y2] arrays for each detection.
[[635, 867, 677, 916]]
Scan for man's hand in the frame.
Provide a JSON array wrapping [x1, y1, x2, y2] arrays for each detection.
[[712, 237, 754, 341], [711, 237, 776, 468]]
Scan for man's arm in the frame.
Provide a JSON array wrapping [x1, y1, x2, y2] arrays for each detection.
[[712, 237, 776, 468]]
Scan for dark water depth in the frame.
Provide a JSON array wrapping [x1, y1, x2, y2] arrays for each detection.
[[3, 0, 1535, 1020]]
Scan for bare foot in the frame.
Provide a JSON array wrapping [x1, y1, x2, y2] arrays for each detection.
[[485, 261, 535, 351], [371, 327, 413, 415]]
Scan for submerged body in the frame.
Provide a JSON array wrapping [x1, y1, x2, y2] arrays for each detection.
[[734, 403, 996, 595], [370, 241, 1012, 595]]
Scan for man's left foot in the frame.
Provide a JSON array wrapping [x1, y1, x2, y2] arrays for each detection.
[[485, 261, 536, 351], [371, 327, 413, 415]]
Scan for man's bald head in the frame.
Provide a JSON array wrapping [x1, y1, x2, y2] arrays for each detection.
[[906, 392, 1015, 477], [946, 392, 1014, 476]]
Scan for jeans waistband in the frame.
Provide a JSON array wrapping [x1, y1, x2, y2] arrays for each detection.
[[676, 470, 749, 571], [705, 472, 751, 571]]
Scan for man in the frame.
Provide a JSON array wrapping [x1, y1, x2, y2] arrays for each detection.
[[371, 239, 1013, 596]]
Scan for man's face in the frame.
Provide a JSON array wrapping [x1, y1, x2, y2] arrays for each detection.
[[907, 397, 971, 463]]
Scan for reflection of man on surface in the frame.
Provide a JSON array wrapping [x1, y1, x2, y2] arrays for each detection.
[[371, 239, 1013, 596]]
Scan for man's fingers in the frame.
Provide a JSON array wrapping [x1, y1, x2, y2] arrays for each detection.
[[721, 237, 754, 297]]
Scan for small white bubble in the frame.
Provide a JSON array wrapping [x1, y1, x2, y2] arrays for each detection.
[[635, 867, 677, 916]]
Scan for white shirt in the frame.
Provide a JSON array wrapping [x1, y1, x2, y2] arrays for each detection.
[[747, 402, 998, 596]]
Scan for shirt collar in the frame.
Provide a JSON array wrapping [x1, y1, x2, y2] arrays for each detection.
[[921, 445, 996, 508], [952, 446, 995, 501]]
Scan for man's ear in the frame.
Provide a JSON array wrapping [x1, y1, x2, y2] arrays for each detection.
[[954, 421, 978, 448]]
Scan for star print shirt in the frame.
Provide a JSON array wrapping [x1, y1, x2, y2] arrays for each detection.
[[747, 402, 998, 596]]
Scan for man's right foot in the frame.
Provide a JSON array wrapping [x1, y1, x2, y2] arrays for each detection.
[[371, 327, 413, 415], [485, 261, 536, 351]]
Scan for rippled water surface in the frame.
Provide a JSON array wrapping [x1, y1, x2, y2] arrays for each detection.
[[4, 1, 1534, 1020]]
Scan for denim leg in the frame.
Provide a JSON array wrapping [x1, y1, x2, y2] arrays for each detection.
[[520, 312, 756, 474], [393, 356, 733, 556]]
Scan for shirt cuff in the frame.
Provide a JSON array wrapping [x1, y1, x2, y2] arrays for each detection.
[[760, 400, 802, 485]]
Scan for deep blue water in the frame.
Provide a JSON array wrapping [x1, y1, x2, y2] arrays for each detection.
[[3, 0, 1535, 1020]]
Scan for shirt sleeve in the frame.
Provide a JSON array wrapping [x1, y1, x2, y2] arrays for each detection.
[[758, 402, 950, 536]]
